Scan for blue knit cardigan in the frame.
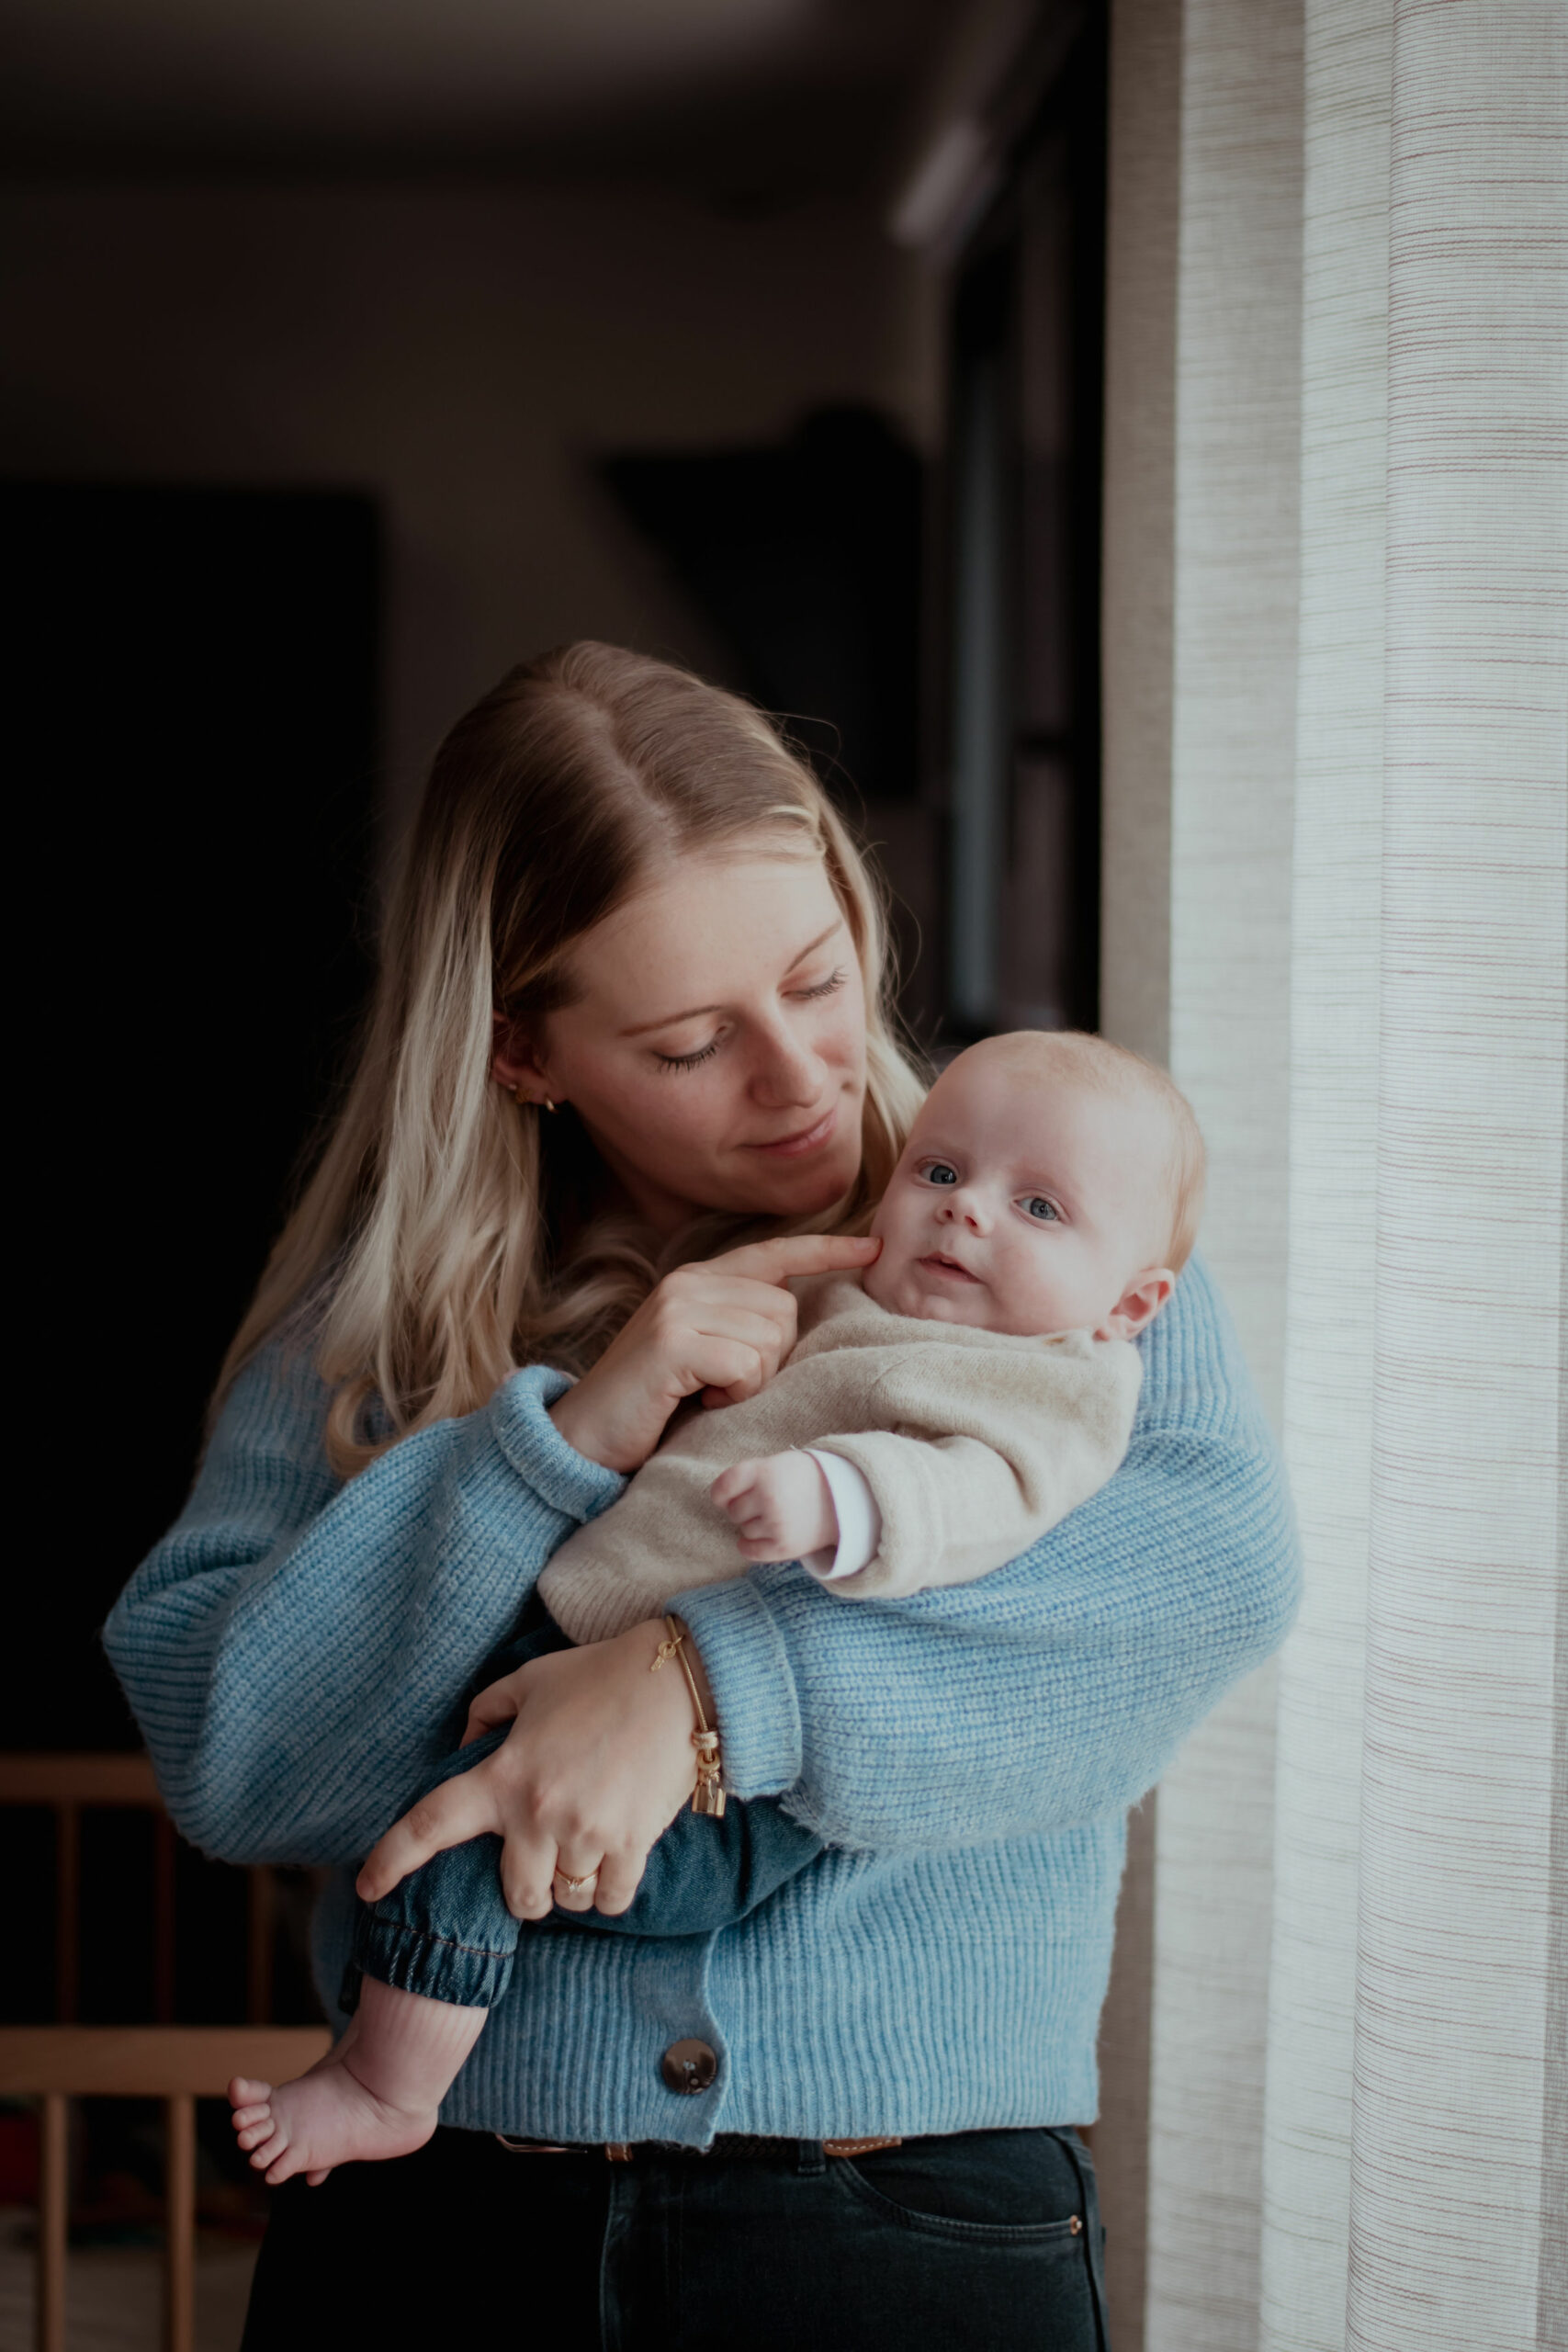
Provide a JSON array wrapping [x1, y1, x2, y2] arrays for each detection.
[[104, 1256, 1298, 2145]]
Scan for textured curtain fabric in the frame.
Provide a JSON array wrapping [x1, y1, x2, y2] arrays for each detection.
[[1145, 5, 1303, 2348], [1103, 0, 1566, 2346], [1344, 3, 1565, 2343], [1265, 3, 1566, 2347], [1260, 2, 1391, 2344]]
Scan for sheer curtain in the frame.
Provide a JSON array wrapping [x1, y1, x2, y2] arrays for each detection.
[[1099, 1, 1566, 2346]]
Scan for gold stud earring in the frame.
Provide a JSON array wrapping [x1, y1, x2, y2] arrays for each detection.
[[513, 1084, 556, 1112]]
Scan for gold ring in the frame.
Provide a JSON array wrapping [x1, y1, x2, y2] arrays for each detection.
[[554, 1868, 595, 1893]]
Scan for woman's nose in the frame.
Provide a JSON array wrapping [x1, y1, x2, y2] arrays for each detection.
[[750, 1026, 824, 1109]]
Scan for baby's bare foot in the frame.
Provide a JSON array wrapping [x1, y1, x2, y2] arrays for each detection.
[[229, 2058, 435, 2185], [229, 1980, 487, 2186]]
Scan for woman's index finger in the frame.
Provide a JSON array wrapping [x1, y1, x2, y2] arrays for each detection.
[[714, 1232, 881, 1286], [355, 1770, 500, 1902]]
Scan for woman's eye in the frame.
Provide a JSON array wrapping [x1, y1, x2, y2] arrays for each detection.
[[919, 1161, 960, 1187], [795, 967, 847, 1002], [656, 1040, 720, 1072], [1021, 1195, 1061, 1222]]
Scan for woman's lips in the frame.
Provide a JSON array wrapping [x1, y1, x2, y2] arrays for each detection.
[[919, 1253, 981, 1283], [746, 1105, 838, 1159]]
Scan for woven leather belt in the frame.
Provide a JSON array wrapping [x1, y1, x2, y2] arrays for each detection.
[[496, 2132, 902, 2161]]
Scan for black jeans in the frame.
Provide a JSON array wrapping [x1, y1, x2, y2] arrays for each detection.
[[242, 2123, 1110, 2350], [349, 1600, 825, 2010]]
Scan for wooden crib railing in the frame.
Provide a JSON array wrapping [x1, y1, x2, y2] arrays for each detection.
[[0, 1754, 329, 2352], [0, 1753, 283, 2026], [0, 2026, 332, 2352]]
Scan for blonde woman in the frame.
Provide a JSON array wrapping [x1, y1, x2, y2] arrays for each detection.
[[107, 644, 1298, 2351]]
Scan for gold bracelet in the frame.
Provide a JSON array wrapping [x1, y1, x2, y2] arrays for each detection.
[[649, 1613, 726, 1818]]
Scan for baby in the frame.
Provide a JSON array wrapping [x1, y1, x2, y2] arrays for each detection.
[[231, 1030, 1204, 2183]]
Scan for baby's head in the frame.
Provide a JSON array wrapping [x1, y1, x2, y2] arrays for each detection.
[[864, 1032, 1205, 1340]]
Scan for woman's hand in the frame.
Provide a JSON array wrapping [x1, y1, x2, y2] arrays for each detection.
[[355, 1619, 715, 1921], [548, 1232, 880, 1474]]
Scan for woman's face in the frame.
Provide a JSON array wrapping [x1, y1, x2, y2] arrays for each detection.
[[502, 848, 868, 1234]]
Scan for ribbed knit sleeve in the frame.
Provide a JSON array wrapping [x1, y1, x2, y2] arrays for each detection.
[[102, 1344, 625, 1867], [672, 1257, 1300, 1850]]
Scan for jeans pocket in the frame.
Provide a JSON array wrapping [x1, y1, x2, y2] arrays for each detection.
[[832, 2128, 1096, 2247]]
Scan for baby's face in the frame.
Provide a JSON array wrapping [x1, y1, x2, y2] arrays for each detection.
[[864, 1047, 1174, 1340]]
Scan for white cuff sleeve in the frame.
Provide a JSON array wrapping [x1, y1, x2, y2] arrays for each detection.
[[802, 1450, 883, 1582]]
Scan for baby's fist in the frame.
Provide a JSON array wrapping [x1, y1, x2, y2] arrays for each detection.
[[710, 1452, 840, 1565]]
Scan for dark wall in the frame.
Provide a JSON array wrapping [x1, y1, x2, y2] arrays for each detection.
[[604, 404, 939, 1041], [604, 404, 924, 809], [8, 482, 379, 1751]]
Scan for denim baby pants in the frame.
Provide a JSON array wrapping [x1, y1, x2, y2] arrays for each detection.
[[349, 1596, 825, 2008]]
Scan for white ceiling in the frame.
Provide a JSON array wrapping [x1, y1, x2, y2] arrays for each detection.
[[1, 0, 951, 187]]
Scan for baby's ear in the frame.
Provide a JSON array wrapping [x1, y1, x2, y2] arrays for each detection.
[[1098, 1269, 1175, 1340]]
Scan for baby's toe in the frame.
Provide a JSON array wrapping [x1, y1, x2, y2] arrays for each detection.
[[234, 2117, 273, 2152], [305, 2167, 332, 2188], [247, 2127, 288, 2175]]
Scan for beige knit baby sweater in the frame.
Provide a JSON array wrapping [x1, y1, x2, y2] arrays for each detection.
[[538, 1272, 1144, 1646]]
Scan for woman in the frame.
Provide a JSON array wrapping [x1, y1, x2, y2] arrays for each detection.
[[107, 643, 1298, 2350]]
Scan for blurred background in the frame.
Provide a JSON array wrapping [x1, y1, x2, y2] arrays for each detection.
[[5, 0, 1107, 1755], [1, 0, 1107, 2335]]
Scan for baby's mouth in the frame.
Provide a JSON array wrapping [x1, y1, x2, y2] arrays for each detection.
[[919, 1252, 982, 1283]]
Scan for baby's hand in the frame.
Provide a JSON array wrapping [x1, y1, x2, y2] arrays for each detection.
[[710, 1452, 840, 1565]]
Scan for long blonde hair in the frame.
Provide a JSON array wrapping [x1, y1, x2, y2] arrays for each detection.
[[218, 641, 928, 1476]]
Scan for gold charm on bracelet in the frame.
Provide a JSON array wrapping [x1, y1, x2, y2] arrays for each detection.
[[691, 1728, 726, 1818], [651, 1614, 726, 1818]]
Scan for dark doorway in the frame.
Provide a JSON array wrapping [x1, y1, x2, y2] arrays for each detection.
[[942, 12, 1108, 1043], [6, 482, 380, 1753]]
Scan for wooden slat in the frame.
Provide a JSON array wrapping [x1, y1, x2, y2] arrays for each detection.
[[54, 1805, 78, 2027], [37, 2091, 66, 2352], [164, 2094, 196, 2352], [0, 2027, 333, 2098], [0, 1754, 162, 1807]]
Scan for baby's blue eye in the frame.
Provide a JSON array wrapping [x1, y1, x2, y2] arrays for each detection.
[[920, 1161, 959, 1186], [1022, 1196, 1060, 1222]]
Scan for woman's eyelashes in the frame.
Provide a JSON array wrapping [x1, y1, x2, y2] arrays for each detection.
[[655, 1038, 721, 1071], [652, 967, 848, 1071]]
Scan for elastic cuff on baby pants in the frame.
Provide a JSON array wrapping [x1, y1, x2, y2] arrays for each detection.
[[350, 1906, 515, 2011]]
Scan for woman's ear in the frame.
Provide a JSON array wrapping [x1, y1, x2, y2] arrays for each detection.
[[1097, 1268, 1176, 1341], [491, 1012, 562, 1109]]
